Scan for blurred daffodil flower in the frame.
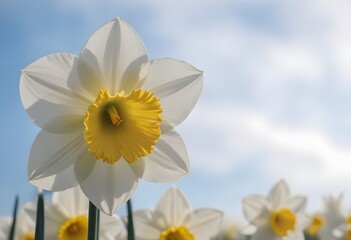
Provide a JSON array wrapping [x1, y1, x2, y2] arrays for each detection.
[[242, 180, 309, 240], [25, 186, 126, 240], [133, 187, 223, 240], [304, 194, 343, 240], [20, 17, 203, 215], [317, 194, 351, 240]]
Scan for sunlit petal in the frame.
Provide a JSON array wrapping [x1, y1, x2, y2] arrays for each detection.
[[52, 185, 89, 217], [100, 213, 127, 240], [134, 210, 166, 239], [155, 187, 191, 226], [20, 53, 91, 133], [251, 224, 276, 240], [80, 159, 138, 215], [268, 179, 290, 208], [242, 194, 267, 222], [81, 18, 147, 93], [130, 130, 189, 182], [286, 196, 306, 213], [28, 130, 86, 190], [141, 58, 203, 129], [186, 209, 223, 239]]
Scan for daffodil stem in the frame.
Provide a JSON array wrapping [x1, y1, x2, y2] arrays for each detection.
[[88, 201, 100, 240], [127, 199, 135, 240], [303, 232, 317, 240], [8, 195, 19, 240], [34, 192, 44, 240]]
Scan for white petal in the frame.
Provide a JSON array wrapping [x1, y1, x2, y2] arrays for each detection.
[[242, 194, 267, 222], [185, 209, 223, 240], [155, 187, 191, 226], [22, 202, 37, 224], [15, 206, 35, 238], [251, 205, 271, 227], [296, 212, 310, 231], [100, 213, 127, 240], [20, 53, 91, 133], [45, 211, 69, 240], [323, 194, 344, 223], [284, 231, 305, 240], [131, 130, 189, 182], [268, 179, 290, 208], [28, 130, 86, 188], [241, 224, 257, 236], [80, 159, 139, 215], [29, 168, 78, 192], [133, 210, 166, 239], [251, 224, 277, 240], [72, 50, 104, 99], [73, 148, 97, 183], [25, 202, 67, 240], [287, 196, 307, 213], [101, 233, 118, 240], [141, 58, 203, 128], [81, 18, 148, 93], [0, 217, 11, 239], [29, 151, 95, 191], [52, 185, 89, 217]]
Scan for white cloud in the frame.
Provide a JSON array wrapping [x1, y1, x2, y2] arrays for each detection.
[[183, 104, 351, 189], [256, 42, 324, 84]]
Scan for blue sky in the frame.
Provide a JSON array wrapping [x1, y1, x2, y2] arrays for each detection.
[[2, 0, 351, 222]]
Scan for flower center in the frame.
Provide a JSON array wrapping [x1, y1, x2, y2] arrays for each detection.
[[21, 233, 34, 240], [58, 216, 88, 240], [270, 208, 296, 237], [160, 226, 194, 240], [224, 228, 236, 239], [305, 215, 324, 237], [84, 89, 162, 164], [106, 104, 123, 125]]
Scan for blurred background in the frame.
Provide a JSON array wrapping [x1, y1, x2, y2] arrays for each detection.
[[2, 0, 351, 221]]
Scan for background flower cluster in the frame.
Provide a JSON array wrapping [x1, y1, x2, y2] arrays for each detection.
[[2, 181, 351, 240]]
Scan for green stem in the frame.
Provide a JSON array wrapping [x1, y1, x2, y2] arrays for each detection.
[[88, 201, 100, 240], [127, 199, 135, 240], [8, 195, 19, 240], [34, 192, 44, 240]]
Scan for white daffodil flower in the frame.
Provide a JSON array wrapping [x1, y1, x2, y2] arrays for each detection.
[[25, 186, 127, 240], [242, 180, 309, 240], [20, 17, 203, 215], [305, 194, 344, 240], [133, 187, 223, 240], [315, 194, 351, 240]]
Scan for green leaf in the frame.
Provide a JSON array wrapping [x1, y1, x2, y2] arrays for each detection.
[[88, 201, 100, 240], [127, 199, 135, 240], [8, 195, 19, 240], [34, 192, 44, 240], [304, 231, 320, 240]]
